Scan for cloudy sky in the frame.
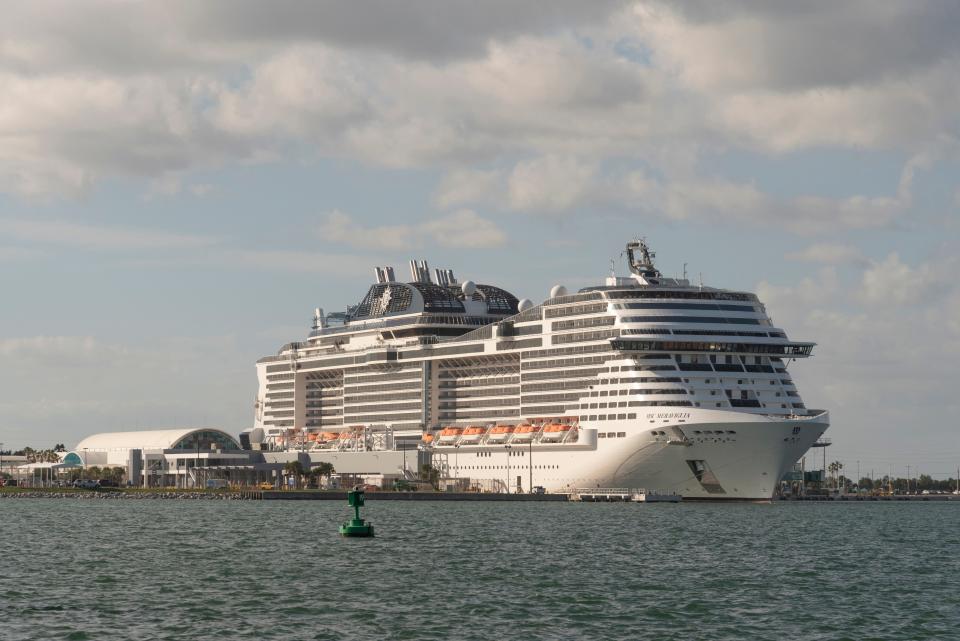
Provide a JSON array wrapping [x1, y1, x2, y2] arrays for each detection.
[[2, 1, 958, 478]]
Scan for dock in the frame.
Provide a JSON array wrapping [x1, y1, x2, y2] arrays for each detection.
[[778, 494, 959, 502], [569, 488, 682, 503], [259, 490, 569, 501]]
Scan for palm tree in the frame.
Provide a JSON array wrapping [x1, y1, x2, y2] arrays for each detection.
[[283, 461, 305, 489], [419, 464, 439, 490], [828, 461, 844, 490], [312, 462, 335, 488]]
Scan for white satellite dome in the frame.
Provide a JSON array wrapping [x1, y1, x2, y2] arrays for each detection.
[[248, 427, 265, 444], [461, 280, 477, 297], [550, 284, 568, 298], [518, 298, 534, 312]]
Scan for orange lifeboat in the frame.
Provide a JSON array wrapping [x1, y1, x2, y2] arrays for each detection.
[[487, 424, 515, 443], [437, 426, 463, 444], [460, 426, 487, 444], [306, 432, 319, 442], [421, 433, 435, 444], [541, 423, 573, 442], [512, 424, 538, 442], [320, 432, 339, 442]]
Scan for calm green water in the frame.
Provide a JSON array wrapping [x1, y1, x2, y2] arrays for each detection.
[[1, 500, 957, 640]]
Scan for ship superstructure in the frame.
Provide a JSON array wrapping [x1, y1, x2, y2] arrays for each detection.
[[251, 241, 829, 499]]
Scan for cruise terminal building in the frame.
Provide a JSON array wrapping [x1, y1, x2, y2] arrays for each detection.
[[64, 428, 254, 487], [59, 427, 406, 488]]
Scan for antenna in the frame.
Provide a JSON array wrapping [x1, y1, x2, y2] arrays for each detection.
[[609, 258, 616, 277], [698, 272, 703, 290], [683, 263, 688, 281]]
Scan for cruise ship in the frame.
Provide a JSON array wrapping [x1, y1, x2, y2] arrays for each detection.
[[250, 240, 829, 500]]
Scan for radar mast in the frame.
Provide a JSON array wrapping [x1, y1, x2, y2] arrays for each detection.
[[625, 239, 662, 280]]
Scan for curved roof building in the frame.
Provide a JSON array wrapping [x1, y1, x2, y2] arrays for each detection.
[[61, 428, 249, 488], [73, 428, 240, 452]]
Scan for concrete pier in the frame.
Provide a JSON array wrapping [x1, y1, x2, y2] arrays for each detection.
[[261, 490, 569, 501], [778, 494, 959, 502]]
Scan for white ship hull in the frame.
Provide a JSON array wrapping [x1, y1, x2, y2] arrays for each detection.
[[433, 409, 829, 500]]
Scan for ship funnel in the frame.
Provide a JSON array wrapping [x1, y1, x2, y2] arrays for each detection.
[[374, 266, 397, 283], [434, 268, 458, 287], [409, 260, 432, 283]]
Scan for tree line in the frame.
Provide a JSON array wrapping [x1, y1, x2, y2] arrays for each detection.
[[821, 460, 958, 493], [0, 444, 68, 462]]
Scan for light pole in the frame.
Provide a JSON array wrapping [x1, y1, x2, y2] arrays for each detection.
[[528, 439, 533, 494], [504, 445, 512, 494]]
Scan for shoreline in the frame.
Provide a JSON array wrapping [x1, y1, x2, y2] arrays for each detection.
[[3, 488, 957, 502], [0, 488, 567, 501], [0, 489, 257, 500]]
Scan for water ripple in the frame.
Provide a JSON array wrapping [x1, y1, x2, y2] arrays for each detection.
[[0, 500, 957, 640]]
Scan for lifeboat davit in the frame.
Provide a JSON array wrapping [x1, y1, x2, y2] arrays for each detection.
[[437, 426, 463, 444], [486, 425, 514, 443], [512, 424, 538, 442], [460, 426, 487, 444], [540, 423, 572, 442]]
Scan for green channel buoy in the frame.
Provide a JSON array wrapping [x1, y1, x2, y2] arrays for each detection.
[[339, 487, 374, 537]]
